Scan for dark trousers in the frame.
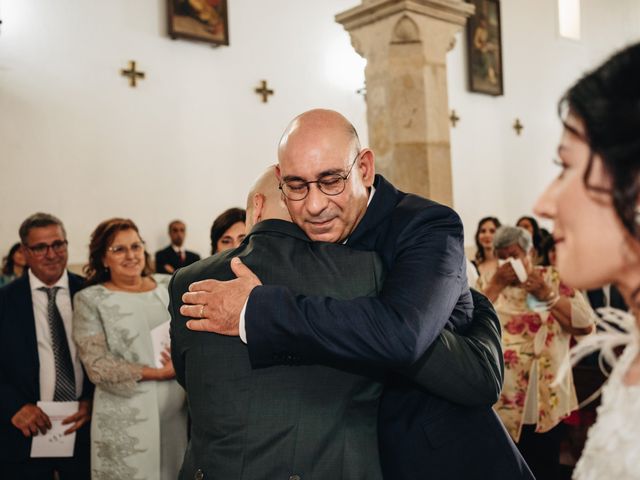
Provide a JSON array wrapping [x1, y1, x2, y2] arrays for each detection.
[[2, 457, 90, 480], [517, 423, 565, 480]]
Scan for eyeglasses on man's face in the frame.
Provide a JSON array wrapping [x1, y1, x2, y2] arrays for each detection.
[[279, 151, 360, 201], [25, 240, 68, 258], [107, 242, 145, 256]]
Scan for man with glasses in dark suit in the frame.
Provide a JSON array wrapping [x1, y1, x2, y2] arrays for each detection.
[[182, 110, 533, 479], [0, 213, 93, 479], [170, 167, 518, 479]]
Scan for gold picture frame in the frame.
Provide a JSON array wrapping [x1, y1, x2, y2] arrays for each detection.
[[168, 0, 229, 46], [466, 0, 504, 96]]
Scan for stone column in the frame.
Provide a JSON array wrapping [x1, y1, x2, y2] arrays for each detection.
[[336, 0, 474, 206]]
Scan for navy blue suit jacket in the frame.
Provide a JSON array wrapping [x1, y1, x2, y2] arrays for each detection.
[[245, 175, 533, 479], [0, 272, 92, 463]]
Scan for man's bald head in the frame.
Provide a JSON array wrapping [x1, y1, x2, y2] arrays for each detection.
[[275, 109, 375, 243], [278, 109, 360, 161], [245, 165, 291, 232]]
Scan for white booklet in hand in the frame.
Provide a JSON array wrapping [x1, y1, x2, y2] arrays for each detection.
[[150, 320, 171, 368], [30, 401, 78, 458]]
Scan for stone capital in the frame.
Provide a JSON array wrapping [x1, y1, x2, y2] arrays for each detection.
[[335, 0, 475, 206], [336, 0, 474, 31]]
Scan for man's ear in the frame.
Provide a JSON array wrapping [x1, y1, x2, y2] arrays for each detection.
[[253, 193, 266, 225], [275, 165, 282, 183], [358, 148, 376, 188]]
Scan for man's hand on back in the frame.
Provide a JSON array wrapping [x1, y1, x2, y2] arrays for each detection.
[[181, 258, 262, 335]]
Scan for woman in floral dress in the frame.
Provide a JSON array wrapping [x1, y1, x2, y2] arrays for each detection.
[[479, 225, 593, 479]]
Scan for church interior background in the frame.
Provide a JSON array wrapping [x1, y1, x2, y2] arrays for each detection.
[[1, 0, 639, 264]]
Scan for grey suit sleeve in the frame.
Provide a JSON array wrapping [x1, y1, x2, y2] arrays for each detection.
[[401, 289, 504, 406]]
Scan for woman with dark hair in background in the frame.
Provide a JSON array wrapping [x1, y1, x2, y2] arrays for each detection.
[[534, 42, 640, 479], [0, 242, 26, 287], [472, 216, 501, 281], [538, 234, 557, 267], [209, 207, 246, 254], [72, 218, 187, 479], [517, 216, 543, 263]]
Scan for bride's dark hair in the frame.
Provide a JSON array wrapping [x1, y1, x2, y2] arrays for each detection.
[[559, 42, 640, 240]]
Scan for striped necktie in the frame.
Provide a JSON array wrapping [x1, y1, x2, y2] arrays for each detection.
[[39, 286, 76, 401]]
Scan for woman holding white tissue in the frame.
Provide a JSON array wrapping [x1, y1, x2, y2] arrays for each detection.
[[533, 43, 640, 480], [478, 225, 593, 479]]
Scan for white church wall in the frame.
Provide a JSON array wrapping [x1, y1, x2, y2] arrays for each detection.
[[448, 0, 640, 248], [0, 0, 365, 263], [1, 0, 639, 263]]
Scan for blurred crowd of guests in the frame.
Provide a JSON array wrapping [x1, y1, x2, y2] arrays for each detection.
[[0, 208, 249, 479], [1, 208, 251, 283], [469, 215, 627, 478], [0, 208, 628, 479]]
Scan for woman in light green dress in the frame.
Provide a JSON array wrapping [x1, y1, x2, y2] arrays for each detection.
[[73, 218, 187, 480]]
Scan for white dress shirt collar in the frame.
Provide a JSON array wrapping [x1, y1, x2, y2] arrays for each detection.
[[367, 185, 376, 206], [342, 185, 376, 245], [29, 269, 69, 292], [29, 268, 83, 401]]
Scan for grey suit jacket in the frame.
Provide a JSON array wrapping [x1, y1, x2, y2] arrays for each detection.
[[169, 220, 386, 480]]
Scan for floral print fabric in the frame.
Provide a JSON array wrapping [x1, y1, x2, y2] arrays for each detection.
[[479, 266, 593, 441]]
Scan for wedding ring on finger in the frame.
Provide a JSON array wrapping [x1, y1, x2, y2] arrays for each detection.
[[200, 304, 205, 318]]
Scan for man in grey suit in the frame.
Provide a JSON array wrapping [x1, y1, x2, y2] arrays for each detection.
[[169, 167, 503, 480]]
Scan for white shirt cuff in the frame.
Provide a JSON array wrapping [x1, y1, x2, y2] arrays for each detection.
[[239, 297, 249, 344]]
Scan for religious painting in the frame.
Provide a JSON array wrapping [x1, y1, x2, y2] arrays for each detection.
[[466, 0, 503, 96], [168, 0, 229, 46]]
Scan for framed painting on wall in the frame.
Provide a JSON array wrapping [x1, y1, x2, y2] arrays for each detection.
[[466, 0, 503, 96], [168, 0, 229, 46]]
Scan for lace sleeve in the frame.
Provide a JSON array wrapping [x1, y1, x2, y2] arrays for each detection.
[[72, 290, 143, 397]]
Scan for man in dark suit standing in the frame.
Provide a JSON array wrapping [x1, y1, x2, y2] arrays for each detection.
[[171, 168, 516, 479], [155, 220, 200, 274], [0, 213, 93, 479], [183, 110, 533, 479]]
